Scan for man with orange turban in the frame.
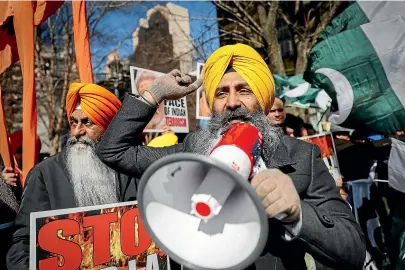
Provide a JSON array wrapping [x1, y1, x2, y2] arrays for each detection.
[[97, 44, 365, 269], [7, 83, 138, 270]]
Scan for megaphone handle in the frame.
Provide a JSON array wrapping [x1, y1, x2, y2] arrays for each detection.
[[191, 168, 237, 219], [273, 212, 288, 221]]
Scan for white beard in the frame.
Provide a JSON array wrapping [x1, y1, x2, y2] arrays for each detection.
[[66, 143, 119, 207]]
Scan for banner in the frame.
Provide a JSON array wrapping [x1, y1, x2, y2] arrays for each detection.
[[195, 62, 210, 120], [29, 201, 169, 270], [299, 132, 341, 181], [130, 66, 189, 133]]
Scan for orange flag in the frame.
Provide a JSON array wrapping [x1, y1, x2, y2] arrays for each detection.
[[12, 1, 37, 186], [72, 0, 94, 83], [0, 86, 13, 169], [0, 1, 64, 75], [34, 0, 64, 26]]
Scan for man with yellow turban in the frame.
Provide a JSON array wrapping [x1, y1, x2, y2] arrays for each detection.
[[97, 44, 365, 270], [7, 83, 138, 270]]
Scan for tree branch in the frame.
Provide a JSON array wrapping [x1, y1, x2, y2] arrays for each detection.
[[278, 8, 306, 38], [309, 1, 341, 45], [214, 1, 265, 41], [233, 1, 263, 33], [219, 29, 264, 48]]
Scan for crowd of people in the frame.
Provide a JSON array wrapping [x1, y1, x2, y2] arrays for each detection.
[[0, 43, 403, 270]]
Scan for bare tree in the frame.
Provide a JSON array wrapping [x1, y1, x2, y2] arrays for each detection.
[[0, 1, 140, 155], [214, 1, 347, 75], [0, 64, 23, 132], [278, 1, 342, 73], [214, 1, 286, 75]]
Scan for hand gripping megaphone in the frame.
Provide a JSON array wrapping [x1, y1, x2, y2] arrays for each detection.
[[137, 122, 269, 270]]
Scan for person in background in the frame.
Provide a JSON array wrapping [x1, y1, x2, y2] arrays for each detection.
[[97, 43, 366, 270], [1, 130, 41, 189], [266, 98, 315, 138], [199, 90, 211, 118], [300, 123, 316, 137], [0, 130, 41, 269], [267, 97, 286, 127], [147, 125, 178, 148], [336, 177, 349, 201], [7, 83, 138, 270], [284, 113, 305, 137], [333, 131, 375, 181]]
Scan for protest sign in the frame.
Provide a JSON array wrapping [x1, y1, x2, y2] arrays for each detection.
[[130, 66, 189, 133], [195, 63, 210, 120], [299, 132, 341, 181], [30, 201, 170, 270]]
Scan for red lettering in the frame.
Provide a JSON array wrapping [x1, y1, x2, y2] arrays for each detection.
[[38, 220, 81, 270], [166, 117, 186, 127], [83, 212, 118, 265], [121, 208, 152, 256]]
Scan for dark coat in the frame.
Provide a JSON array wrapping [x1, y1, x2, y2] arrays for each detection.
[[0, 158, 21, 269], [6, 150, 138, 270], [96, 94, 366, 270]]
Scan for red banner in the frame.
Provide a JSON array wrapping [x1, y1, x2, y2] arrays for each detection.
[[30, 201, 169, 270]]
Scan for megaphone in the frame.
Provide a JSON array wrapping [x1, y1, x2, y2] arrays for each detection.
[[137, 122, 269, 270]]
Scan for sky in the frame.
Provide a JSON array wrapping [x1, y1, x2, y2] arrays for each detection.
[[91, 1, 220, 74]]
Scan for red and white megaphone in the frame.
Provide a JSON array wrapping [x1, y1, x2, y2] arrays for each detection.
[[137, 122, 269, 270]]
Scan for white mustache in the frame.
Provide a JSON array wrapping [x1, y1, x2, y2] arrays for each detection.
[[67, 136, 94, 146]]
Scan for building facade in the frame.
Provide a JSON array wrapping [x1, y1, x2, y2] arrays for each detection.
[[128, 3, 197, 131]]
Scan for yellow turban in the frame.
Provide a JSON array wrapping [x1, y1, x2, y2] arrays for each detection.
[[202, 43, 275, 114], [66, 83, 121, 130], [147, 134, 178, 147]]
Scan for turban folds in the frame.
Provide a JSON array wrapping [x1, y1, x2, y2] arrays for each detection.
[[66, 83, 121, 130], [202, 43, 275, 114]]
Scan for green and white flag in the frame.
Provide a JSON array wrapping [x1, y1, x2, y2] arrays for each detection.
[[305, 5, 405, 134], [274, 74, 331, 111], [320, 1, 405, 40]]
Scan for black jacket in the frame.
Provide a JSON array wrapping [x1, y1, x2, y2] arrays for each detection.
[[6, 150, 138, 270], [96, 94, 366, 270]]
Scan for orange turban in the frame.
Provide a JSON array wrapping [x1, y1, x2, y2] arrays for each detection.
[[66, 83, 122, 130], [8, 130, 41, 155]]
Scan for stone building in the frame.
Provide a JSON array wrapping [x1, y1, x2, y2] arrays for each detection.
[[128, 3, 197, 131]]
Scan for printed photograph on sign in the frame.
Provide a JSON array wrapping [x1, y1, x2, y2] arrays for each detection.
[[29, 201, 169, 270], [299, 132, 341, 181], [195, 63, 211, 120], [130, 66, 189, 133]]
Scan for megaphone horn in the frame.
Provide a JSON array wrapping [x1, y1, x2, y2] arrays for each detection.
[[138, 122, 269, 270]]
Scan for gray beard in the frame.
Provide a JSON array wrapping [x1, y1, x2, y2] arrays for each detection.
[[0, 179, 19, 213], [188, 108, 283, 167], [66, 137, 119, 207]]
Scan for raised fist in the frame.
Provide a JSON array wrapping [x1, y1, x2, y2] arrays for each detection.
[[146, 69, 203, 104]]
